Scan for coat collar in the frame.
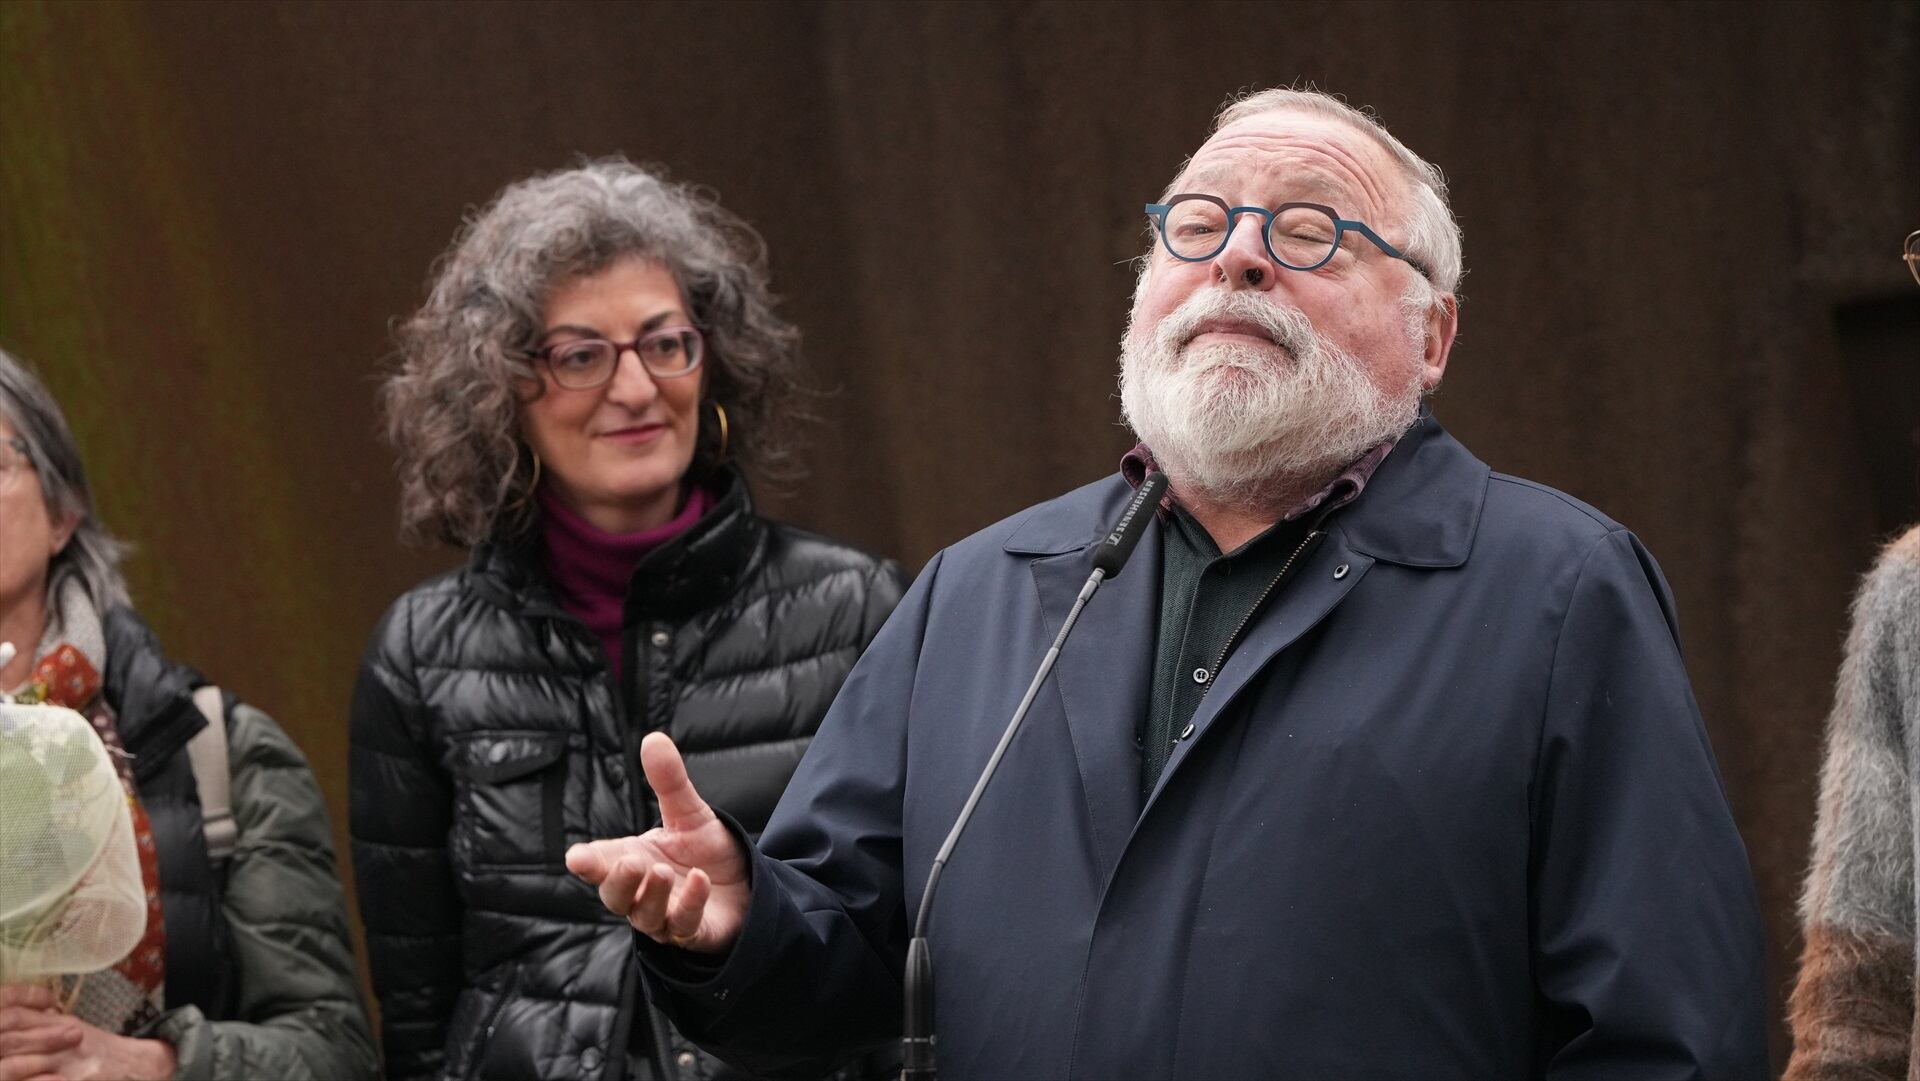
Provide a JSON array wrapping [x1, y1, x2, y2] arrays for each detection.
[[471, 464, 767, 622], [100, 605, 210, 781], [1326, 409, 1487, 568], [1012, 411, 1490, 872], [1005, 409, 1488, 568]]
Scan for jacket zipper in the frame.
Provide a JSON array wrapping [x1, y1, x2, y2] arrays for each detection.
[[1200, 529, 1324, 698], [618, 617, 678, 1081], [468, 963, 522, 1081]]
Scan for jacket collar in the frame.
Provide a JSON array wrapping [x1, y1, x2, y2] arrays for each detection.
[[471, 464, 767, 622], [100, 605, 209, 781], [1005, 408, 1487, 568], [1326, 409, 1486, 568]]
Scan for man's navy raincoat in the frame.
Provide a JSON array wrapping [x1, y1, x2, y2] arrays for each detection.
[[642, 413, 1769, 1079]]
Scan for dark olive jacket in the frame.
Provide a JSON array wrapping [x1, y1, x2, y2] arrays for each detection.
[[349, 471, 906, 1081], [103, 608, 376, 1080]]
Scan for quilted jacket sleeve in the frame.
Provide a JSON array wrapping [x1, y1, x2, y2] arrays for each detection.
[[638, 551, 941, 1077], [348, 597, 463, 1081], [147, 703, 377, 1080]]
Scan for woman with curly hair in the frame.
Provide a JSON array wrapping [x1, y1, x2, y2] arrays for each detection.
[[349, 160, 905, 1081]]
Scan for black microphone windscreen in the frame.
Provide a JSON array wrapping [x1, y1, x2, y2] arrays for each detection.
[[1092, 472, 1167, 578]]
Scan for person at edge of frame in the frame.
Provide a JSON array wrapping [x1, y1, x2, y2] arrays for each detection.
[[0, 347, 376, 1081], [1784, 228, 1920, 1079]]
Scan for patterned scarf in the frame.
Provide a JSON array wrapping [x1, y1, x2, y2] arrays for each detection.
[[6, 583, 165, 1034]]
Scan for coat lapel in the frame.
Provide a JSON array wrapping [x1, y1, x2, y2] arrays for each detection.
[[1131, 410, 1490, 824], [1027, 519, 1161, 879]]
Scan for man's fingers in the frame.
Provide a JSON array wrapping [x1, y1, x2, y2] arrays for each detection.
[[0, 988, 54, 1012], [639, 733, 712, 831], [597, 857, 648, 917], [626, 864, 675, 938], [664, 868, 712, 947], [565, 841, 610, 883]]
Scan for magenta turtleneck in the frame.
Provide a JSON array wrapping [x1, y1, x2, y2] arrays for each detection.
[[538, 484, 712, 681]]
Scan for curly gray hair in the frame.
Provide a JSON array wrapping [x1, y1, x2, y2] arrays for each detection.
[[0, 347, 131, 624], [383, 158, 804, 548]]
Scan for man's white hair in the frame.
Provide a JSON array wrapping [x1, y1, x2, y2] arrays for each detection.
[[1184, 87, 1465, 299]]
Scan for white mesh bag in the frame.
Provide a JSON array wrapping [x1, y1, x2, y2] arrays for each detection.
[[0, 701, 147, 983]]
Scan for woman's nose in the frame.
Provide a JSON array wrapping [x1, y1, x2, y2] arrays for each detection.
[[604, 347, 661, 407]]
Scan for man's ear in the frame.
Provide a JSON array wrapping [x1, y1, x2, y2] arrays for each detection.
[[1422, 293, 1459, 390]]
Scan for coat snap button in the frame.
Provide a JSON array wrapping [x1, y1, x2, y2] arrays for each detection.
[[1333, 564, 1350, 579], [651, 630, 671, 648], [1178, 722, 1195, 740], [677, 1051, 697, 1068], [1191, 667, 1210, 685]]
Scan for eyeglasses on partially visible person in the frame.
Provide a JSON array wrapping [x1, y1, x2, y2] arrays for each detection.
[[1904, 228, 1918, 287]]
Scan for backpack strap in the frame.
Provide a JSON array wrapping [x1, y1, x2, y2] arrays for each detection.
[[188, 685, 237, 864]]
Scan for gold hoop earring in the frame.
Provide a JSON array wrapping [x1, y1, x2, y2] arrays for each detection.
[[711, 401, 730, 461]]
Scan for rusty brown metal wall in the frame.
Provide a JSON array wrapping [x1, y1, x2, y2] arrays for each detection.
[[4, 1, 1916, 1068]]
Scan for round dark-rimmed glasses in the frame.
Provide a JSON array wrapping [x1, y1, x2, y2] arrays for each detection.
[[532, 326, 705, 390], [1145, 194, 1431, 281], [0, 436, 32, 495], [1905, 229, 1919, 288]]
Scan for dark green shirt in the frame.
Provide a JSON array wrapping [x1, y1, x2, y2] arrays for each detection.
[[1123, 441, 1399, 797], [1139, 508, 1321, 796]]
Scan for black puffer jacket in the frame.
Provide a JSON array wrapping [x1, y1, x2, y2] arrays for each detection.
[[350, 471, 906, 1081]]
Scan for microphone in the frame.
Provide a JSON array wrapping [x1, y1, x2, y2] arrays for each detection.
[[901, 471, 1167, 1080]]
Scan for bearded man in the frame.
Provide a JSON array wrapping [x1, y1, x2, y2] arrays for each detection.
[[568, 88, 1769, 1079]]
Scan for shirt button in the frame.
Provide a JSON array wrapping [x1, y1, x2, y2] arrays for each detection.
[[1192, 667, 1210, 684], [1333, 563, 1350, 579], [651, 630, 671, 648]]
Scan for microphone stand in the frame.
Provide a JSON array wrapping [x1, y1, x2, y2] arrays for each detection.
[[901, 473, 1165, 1080]]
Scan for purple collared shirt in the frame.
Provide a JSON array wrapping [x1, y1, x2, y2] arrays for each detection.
[[1119, 439, 1397, 524]]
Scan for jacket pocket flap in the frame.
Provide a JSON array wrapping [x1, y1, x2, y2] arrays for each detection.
[[450, 732, 568, 783]]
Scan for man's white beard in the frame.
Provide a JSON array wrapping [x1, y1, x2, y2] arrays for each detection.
[[1119, 289, 1425, 511]]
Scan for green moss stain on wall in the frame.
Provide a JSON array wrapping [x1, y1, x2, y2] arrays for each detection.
[[0, 1, 338, 738], [0, 2, 154, 595]]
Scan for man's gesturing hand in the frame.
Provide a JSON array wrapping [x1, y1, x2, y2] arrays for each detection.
[[566, 732, 750, 954]]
